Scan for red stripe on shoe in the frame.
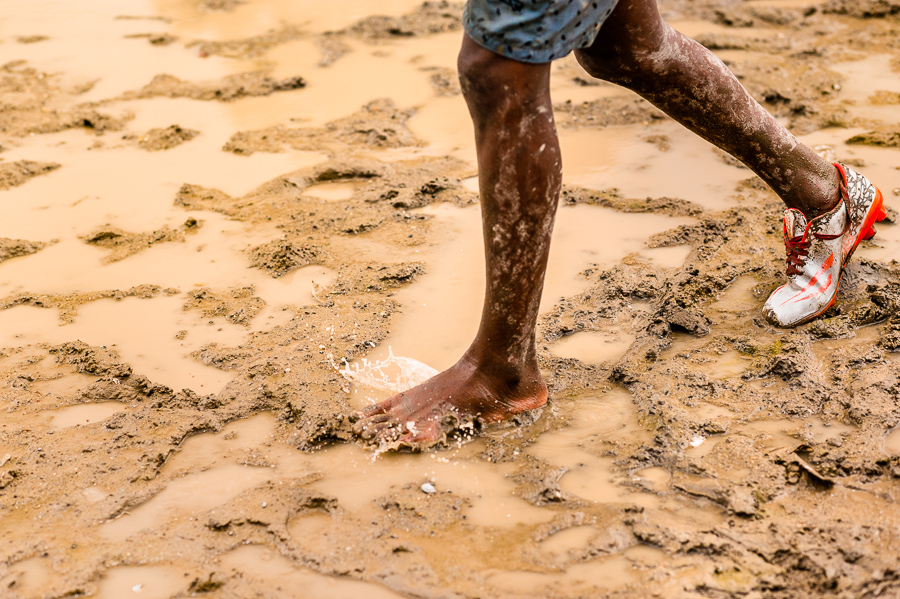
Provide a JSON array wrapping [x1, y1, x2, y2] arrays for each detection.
[[787, 272, 833, 306], [779, 253, 834, 307]]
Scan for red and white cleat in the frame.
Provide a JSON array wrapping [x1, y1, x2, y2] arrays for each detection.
[[763, 163, 885, 327]]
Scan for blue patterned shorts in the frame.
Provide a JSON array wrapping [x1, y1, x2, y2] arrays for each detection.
[[463, 0, 620, 64]]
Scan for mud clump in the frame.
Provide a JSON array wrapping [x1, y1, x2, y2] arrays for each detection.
[[0, 284, 172, 323], [822, 0, 900, 18], [182, 286, 266, 327], [0, 62, 129, 137], [82, 218, 201, 262], [846, 128, 900, 147], [424, 66, 461, 96], [555, 96, 667, 128], [222, 99, 419, 155], [17, 35, 48, 44], [137, 124, 199, 151], [315, 36, 351, 67], [197, 0, 244, 11], [333, 262, 425, 294], [246, 239, 330, 277], [49, 340, 130, 377], [341, 1, 463, 40], [124, 32, 179, 46], [561, 185, 704, 217], [0, 238, 47, 263], [129, 72, 306, 102], [191, 25, 305, 59], [173, 183, 234, 213], [0, 160, 60, 190]]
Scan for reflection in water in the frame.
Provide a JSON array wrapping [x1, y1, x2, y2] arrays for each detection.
[[7, 557, 60, 599], [49, 402, 124, 429], [220, 544, 408, 599], [353, 203, 692, 372], [529, 388, 654, 505], [95, 565, 186, 599], [101, 464, 274, 542], [641, 245, 692, 268], [549, 330, 636, 366]]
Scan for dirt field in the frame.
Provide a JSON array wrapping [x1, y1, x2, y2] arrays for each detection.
[[1, 0, 900, 597]]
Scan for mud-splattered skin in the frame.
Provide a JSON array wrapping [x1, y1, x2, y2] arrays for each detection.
[[574, 0, 840, 217], [356, 36, 555, 447], [356, 0, 841, 447]]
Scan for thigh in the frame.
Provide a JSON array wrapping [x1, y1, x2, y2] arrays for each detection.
[[579, 0, 667, 60]]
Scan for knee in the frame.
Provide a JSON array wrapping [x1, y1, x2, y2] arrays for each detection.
[[457, 36, 550, 110], [575, 20, 677, 82], [457, 39, 499, 101]]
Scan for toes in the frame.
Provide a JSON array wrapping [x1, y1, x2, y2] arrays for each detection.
[[353, 414, 394, 439], [358, 402, 389, 418]]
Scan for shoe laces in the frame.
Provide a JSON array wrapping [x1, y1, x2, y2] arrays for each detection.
[[784, 235, 810, 276], [783, 226, 846, 276]]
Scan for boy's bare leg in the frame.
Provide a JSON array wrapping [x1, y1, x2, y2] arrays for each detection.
[[354, 36, 559, 446], [575, 0, 841, 218], [355, 0, 846, 447]]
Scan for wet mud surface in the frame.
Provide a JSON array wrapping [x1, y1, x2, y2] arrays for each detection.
[[2, 0, 900, 598]]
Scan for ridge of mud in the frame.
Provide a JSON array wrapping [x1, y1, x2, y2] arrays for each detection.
[[125, 71, 306, 102], [0, 62, 129, 138], [340, 1, 463, 41], [189, 25, 306, 59], [0, 160, 60, 190], [81, 218, 201, 262], [0, 238, 48, 263], [133, 124, 199, 151], [222, 98, 420, 155], [0, 284, 177, 324]]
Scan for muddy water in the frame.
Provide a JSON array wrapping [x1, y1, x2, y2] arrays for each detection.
[[4, 1, 900, 598], [219, 545, 408, 599], [49, 401, 125, 429], [350, 202, 693, 379]]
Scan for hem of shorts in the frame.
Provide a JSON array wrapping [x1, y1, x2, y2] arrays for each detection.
[[463, 29, 561, 65]]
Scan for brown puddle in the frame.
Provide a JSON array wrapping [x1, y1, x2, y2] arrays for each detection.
[[528, 388, 656, 506], [5, 1, 900, 598], [95, 565, 187, 599], [219, 545, 408, 599], [49, 401, 125, 429], [4, 556, 61, 599], [348, 202, 693, 380], [549, 330, 636, 366]]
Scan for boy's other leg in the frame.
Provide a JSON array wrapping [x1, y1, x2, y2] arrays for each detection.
[[574, 0, 841, 219], [575, 0, 884, 327], [355, 35, 560, 446]]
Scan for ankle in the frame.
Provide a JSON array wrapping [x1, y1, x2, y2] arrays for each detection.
[[460, 346, 541, 388], [791, 168, 842, 221]]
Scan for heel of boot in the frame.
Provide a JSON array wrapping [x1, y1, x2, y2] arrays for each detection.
[[861, 190, 886, 240]]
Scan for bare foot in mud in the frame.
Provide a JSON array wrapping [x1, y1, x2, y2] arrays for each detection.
[[354, 355, 547, 449]]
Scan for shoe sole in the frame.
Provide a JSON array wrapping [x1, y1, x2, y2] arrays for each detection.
[[781, 186, 886, 327]]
